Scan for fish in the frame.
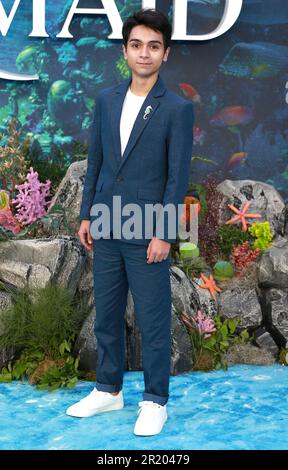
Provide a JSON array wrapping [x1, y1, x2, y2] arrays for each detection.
[[192, 156, 218, 165], [187, 0, 288, 25], [225, 152, 248, 171], [179, 83, 201, 103], [193, 126, 206, 145], [210, 106, 253, 127], [219, 42, 288, 79]]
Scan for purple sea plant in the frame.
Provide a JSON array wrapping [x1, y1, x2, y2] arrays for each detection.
[[12, 167, 52, 225]]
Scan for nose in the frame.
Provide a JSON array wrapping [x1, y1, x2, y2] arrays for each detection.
[[139, 45, 150, 58]]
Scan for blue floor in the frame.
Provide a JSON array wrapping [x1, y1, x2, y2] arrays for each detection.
[[1, 364, 288, 450]]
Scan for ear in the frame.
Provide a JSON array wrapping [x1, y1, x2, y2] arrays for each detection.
[[122, 44, 127, 59], [164, 46, 171, 62]]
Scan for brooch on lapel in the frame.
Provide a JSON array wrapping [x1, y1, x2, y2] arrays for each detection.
[[143, 105, 153, 120]]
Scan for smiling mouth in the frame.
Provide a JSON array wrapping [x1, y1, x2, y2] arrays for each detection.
[[137, 63, 152, 65]]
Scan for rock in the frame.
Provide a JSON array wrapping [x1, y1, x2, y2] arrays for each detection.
[[73, 308, 97, 372], [266, 288, 288, 344], [191, 275, 219, 319], [171, 305, 194, 374], [0, 348, 16, 372], [170, 266, 200, 315], [0, 291, 13, 312], [254, 328, 279, 358], [218, 285, 262, 328], [45, 160, 86, 236], [0, 237, 86, 295], [74, 267, 196, 375], [258, 237, 288, 288], [226, 342, 276, 365], [217, 179, 285, 236]]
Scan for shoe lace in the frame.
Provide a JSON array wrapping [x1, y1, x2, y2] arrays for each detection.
[[137, 400, 162, 415]]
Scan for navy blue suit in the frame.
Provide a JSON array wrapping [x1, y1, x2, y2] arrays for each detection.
[[79, 74, 194, 405]]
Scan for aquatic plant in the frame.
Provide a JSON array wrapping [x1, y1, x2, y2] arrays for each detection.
[[216, 223, 248, 259], [230, 241, 261, 275], [0, 282, 89, 391], [278, 348, 288, 366], [116, 54, 131, 79], [0, 117, 30, 193], [180, 311, 250, 371], [12, 167, 52, 225], [176, 255, 209, 279], [198, 176, 222, 266], [248, 221, 273, 251], [213, 260, 234, 281]]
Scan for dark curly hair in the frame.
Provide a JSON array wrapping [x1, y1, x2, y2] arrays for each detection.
[[122, 8, 172, 52]]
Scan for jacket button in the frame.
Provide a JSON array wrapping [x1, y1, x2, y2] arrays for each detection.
[[116, 177, 124, 182]]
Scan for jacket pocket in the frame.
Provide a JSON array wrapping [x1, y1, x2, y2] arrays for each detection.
[[137, 188, 163, 202]]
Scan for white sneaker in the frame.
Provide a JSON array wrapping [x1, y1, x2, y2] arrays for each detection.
[[133, 401, 168, 436], [66, 388, 124, 418]]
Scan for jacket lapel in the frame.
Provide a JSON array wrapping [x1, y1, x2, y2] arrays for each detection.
[[110, 74, 166, 174]]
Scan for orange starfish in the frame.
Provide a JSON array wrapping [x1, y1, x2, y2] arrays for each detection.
[[199, 273, 222, 300], [225, 201, 262, 232]]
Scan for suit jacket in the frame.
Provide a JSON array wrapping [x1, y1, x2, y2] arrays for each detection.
[[79, 73, 194, 245]]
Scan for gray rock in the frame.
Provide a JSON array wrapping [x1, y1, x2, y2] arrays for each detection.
[[218, 285, 262, 328], [45, 160, 86, 236], [266, 288, 288, 342], [254, 328, 279, 358], [226, 342, 276, 365], [0, 237, 86, 295], [191, 275, 219, 319], [258, 237, 288, 288], [73, 309, 97, 371], [217, 179, 285, 236], [0, 291, 13, 312]]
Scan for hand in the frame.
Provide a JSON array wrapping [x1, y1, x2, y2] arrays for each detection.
[[146, 237, 171, 264], [78, 220, 93, 251]]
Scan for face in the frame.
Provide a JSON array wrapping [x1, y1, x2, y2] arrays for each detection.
[[122, 25, 170, 78]]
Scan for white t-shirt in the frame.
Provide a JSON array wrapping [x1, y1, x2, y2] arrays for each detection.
[[120, 86, 147, 157]]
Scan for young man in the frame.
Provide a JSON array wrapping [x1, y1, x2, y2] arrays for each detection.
[[66, 8, 194, 436]]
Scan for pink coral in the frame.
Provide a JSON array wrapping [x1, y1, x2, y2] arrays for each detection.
[[0, 208, 21, 234], [12, 167, 51, 225]]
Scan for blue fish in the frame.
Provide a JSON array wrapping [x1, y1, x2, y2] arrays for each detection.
[[219, 42, 288, 79]]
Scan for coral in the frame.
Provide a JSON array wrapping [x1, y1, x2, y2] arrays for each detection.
[[213, 260, 234, 281], [0, 208, 21, 234], [12, 167, 52, 225], [225, 201, 262, 232], [248, 221, 273, 251], [230, 241, 261, 275], [199, 272, 222, 300]]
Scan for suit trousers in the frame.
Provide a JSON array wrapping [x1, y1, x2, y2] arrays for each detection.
[[92, 237, 172, 406]]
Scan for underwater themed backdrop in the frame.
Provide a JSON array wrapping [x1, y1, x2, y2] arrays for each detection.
[[0, 0, 288, 201]]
